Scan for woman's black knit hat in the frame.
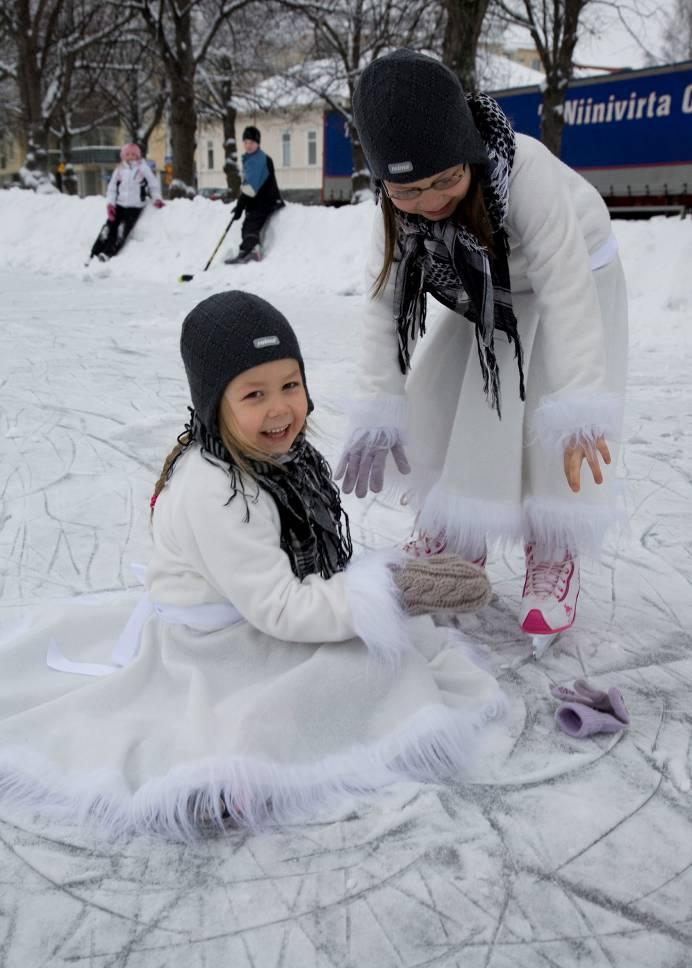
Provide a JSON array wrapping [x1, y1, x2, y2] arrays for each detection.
[[180, 290, 313, 437], [352, 49, 489, 183]]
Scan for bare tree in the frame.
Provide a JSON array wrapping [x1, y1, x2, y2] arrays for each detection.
[[0, 0, 122, 167], [442, 0, 491, 91], [86, 34, 169, 155], [273, 0, 445, 199], [125, 0, 258, 193], [493, 0, 593, 155], [658, 0, 692, 62]]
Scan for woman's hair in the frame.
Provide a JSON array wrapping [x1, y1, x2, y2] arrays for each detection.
[[150, 398, 308, 516], [372, 164, 495, 298]]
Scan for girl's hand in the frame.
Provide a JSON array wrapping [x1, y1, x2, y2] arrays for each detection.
[[563, 436, 611, 493]]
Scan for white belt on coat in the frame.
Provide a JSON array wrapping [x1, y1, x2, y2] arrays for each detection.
[[590, 233, 618, 271], [46, 565, 243, 678]]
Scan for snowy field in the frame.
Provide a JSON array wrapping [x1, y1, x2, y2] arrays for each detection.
[[0, 190, 691, 967]]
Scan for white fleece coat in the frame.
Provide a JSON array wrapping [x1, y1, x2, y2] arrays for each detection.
[[348, 134, 629, 555], [0, 445, 504, 838], [106, 160, 162, 208]]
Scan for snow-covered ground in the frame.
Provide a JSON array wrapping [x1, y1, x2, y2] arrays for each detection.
[[1, 190, 691, 967]]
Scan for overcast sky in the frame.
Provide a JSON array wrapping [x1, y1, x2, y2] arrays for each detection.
[[574, 1, 672, 70], [504, 0, 675, 72]]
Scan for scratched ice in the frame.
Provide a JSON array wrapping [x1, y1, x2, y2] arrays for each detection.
[[0, 192, 690, 968]]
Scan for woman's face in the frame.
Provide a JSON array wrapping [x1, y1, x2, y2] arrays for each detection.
[[383, 163, 471, 220], [220, 358, 308, 456]]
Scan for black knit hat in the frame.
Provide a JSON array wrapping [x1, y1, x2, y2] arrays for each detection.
[[242, 125, 261, 144], [352, 49, 489, 183], [180, 291, 313, 437]]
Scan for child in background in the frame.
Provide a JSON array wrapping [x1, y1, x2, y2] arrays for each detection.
[[225, 126, 284, 264], [0, 291, 504, 838], [89, 143, 164, 262]]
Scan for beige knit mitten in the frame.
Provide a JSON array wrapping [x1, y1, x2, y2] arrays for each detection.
[[391, 554, 491, 617]]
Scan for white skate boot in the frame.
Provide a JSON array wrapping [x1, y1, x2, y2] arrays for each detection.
[[520, 543, 580, 658], [403, 530, 487, 567]]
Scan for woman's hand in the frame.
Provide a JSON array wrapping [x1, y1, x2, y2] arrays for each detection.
[[563, 436, 611, 492]]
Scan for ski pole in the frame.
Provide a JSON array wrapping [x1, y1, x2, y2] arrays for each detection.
[[179, 208, 240, 282]]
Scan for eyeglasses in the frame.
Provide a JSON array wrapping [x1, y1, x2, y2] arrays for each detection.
[[383, 166, 467, 201]]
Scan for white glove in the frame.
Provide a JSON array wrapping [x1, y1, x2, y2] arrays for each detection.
[[334, 429, 410, 498]]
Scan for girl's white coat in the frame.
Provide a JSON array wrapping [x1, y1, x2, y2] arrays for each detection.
[[0, 445, 504, 838], [106, 160, 162, 209], [349, 134, 629, 555]]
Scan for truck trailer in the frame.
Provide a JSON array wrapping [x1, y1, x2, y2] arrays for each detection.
[[324, 60, 692, 215], [492, 60, 692, 216]]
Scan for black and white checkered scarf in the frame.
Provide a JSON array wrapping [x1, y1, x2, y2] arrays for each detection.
[[173, 411, 352, 581], [392, 93, 525, 418]]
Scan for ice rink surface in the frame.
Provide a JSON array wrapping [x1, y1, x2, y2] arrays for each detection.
[[0, 194, 691, 967]]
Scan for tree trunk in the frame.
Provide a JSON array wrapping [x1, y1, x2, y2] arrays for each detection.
[[221, 74, 241, 196], [350, 125, 371, 201], [15, 0, 46, 152], [442, 0, 490, 91], [535, 0, 581, 156], [540, 81, 566, 156], [168, 7, 197, 189], [170, 76, 198, 189]]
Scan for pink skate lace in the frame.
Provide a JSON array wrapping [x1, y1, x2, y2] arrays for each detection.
[[403, 530, 487, 566], [523, 544, 573, 599], [403, 531, 447, 557]]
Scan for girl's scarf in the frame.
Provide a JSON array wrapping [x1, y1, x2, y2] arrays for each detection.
[[392, 93, 525, 418], [174, 412, 352, 581]]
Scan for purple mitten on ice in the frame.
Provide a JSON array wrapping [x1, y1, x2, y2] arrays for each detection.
[[555, 702, 627, 738], [550, 679, 630, 725]]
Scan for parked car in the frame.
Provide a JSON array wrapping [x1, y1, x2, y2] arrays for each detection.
[[198, 186, 230, 201]]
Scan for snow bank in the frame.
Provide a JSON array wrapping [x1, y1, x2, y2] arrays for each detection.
[[0, 189, 372, 298], [1, 189, 689, 321]]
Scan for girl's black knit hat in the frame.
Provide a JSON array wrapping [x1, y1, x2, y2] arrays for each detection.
[[180, 290, 313, 437], [352, 49, 489, 183]]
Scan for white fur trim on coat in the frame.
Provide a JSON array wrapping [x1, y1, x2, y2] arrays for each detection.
[[345, 393, 410, 442], [0, 694, 507, 840], [417, 487, 524, 554], [523, 494, 626, 556], [344, 549, 412, 664], [531, 391, 624, 455]]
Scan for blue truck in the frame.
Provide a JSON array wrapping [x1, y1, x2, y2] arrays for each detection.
[[493, 59, 692, 215], [323, 60, 692, 214]]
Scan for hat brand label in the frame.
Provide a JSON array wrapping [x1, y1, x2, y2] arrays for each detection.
[[388, 161, 413, 174], [254, 336, 280, 348]]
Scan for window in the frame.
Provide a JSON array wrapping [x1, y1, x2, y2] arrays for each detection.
[[282, 131, 291, 167], [307, 130, 317, 166], [207, 141, 214, 170]]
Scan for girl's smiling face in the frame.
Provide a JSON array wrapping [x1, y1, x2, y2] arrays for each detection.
[[383, 163, 472, 220], [219, 358, 308, 456]]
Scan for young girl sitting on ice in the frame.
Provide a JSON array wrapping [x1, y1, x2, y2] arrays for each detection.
[[0, 290, 504, 838]]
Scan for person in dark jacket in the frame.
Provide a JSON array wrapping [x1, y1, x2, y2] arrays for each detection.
[[225, 126, 284, 264]]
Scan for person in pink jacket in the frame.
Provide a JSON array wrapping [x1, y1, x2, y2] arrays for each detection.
[[89, 143, 164, 262]]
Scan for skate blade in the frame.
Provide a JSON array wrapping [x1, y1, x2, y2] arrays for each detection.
[[532, 633, 560, 659]]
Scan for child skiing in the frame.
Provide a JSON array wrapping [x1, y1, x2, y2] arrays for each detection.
[[0, 290, 504, 838], [337, 50, 629, 656], [225, 126, 284, 264], [89, 143, 164, 263]]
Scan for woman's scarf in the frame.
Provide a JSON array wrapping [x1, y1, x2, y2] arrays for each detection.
[[392, 93, 525, 418], [173, 411, 353, 581]]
